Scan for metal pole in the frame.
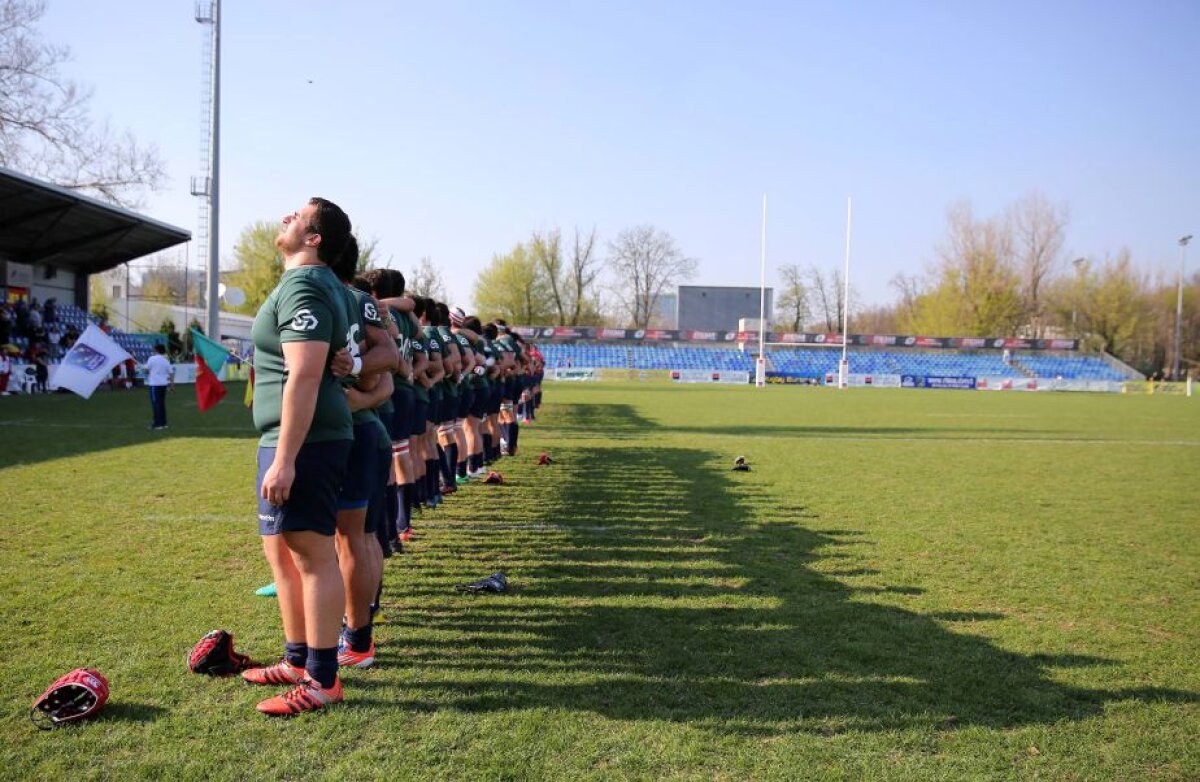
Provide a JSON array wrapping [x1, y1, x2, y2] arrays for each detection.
[[756, 194, 767, 387], [124, 263, 130, 332], [204, 0, 222, 342], [839, 197, 852, 388], [1173, 235, 1191, 381]]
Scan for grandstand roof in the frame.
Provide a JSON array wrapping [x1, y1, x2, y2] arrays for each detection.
[[0, 166, 190, 276]]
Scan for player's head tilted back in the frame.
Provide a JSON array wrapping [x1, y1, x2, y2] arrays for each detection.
[[306, 196, 352, 265], [330, 234, 359, 283]]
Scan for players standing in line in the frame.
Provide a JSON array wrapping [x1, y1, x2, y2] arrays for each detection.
[[330, 242, 398, 670], [243, 198, 355, 716], [415, 297, 446, 507]]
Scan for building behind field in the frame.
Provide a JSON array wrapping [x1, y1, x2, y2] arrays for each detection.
[[677, 285, 773, 332]]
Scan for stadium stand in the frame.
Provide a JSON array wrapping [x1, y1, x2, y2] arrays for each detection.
[[538, 343, 1135, 382], [8, 303, 153, 364]]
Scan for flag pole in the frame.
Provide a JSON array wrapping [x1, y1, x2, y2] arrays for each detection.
[[839, 196, 852, 389], [756, 194, 767, 388]]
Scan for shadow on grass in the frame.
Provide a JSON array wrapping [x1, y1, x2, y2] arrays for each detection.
[[99, 702, 169, 725], [385, 415, 1197, 735], [0, 382, 256, 469], [545, 402, 1060, 442]]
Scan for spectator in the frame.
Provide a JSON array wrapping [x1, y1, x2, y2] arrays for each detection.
[[43, 298, 56, 325], [14, 299, 29, 337], [0, 345, 13, 395], [59, 326, 79, 351], [144, 344, 174, 429], [30, 343, 49, 393], [27, 302, 42, 332]]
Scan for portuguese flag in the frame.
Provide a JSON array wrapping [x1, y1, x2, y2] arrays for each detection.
[[190, 328, 229, 412]]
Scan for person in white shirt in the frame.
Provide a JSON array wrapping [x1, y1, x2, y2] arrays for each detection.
[[145, 344, 174, 430], [0, 347, 12, 395]]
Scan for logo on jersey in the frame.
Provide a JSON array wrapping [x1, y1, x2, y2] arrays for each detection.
[[290, 309, 319, 331], [364, 301, 378, 321]]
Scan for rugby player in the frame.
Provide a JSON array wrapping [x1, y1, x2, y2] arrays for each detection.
[[243, 198, 356, 716]]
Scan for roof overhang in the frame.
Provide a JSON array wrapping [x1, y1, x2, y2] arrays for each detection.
[[0, 166, 190, 276]]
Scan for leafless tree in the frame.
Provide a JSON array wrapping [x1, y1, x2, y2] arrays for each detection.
[[806, 266, 846, 331], [529, 229, 565, 323], [0, 0, 164, 206], [607, 225, 696, 329], [1008, 191, 1068, 336], [775, 263, 810, 332], [408, 256, 447, 301], [567, 226, 602, 325], [890, 272, 925, 329]]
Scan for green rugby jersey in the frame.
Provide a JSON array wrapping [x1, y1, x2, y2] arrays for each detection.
[[251, 265, 352, 446], [344, 286, 383, 428], [389, 306, 415, 387], [410, 334, 429, 403]]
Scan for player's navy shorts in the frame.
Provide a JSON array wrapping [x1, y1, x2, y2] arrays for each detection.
[[428, 388, 443, 425], [488, 382, 503, 415], [456, 386, 473, 419], [440, 391, 457, 424], [502, 376, 516, 401], [338, 422, 384, 510], [389, 382, 414, 441], [469, 384, 488, 419], [411, 397, 429, 436], [375, 407, 392, 436], [257, 439, 352, 537], [362, 443, 391, 534]]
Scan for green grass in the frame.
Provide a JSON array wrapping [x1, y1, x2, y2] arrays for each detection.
[[1, 382, 1197, 780]]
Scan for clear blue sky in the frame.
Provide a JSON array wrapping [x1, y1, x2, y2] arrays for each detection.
[[39, 0, 1200, 312]]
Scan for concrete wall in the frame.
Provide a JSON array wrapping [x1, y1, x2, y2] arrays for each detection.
[[677, 285, 773, 332]]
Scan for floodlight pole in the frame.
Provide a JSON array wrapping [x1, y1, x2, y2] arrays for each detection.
[[194, 1, 221, 343], [756, 194, 767, 387], [839, 197, 852, 389], [1173, 235, 1191, 381], [205, 0, 221, 343]]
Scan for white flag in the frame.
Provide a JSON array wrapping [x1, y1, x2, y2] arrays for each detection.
[[52, 324, 133, 399]]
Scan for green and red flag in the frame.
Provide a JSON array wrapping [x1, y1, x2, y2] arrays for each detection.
[[190, 328, 229, 412]]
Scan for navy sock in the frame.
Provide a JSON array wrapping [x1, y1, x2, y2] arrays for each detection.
[[470, 452, 483, 471], [285, 641, 307, 668], [307, 647, 338, 688], [426, 461, 439, 498], [374, 516, 391, 555], [370, 580, 383, 617], [402, 483, 415, 528], [384, 484, 399, 539], [483, 433, 493, 460], [509, 421, 520, 453], [344, 622, 373, 653], [395, 484, 409, 532]]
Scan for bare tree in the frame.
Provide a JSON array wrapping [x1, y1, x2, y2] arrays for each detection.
[[890, 272, 925, 330], [0, 0, 164, 206], [607, 225, 696, 329], [567, 226, 602, 325], [529, 229, 566, 323], [806, 266, 846, 331], [775, 263, 810, 332], [1009, 191, 1068, 336], [408, 256, 447, 300]]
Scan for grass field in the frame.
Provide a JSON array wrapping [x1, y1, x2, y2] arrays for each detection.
[[0, 382, 1197, 780]]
